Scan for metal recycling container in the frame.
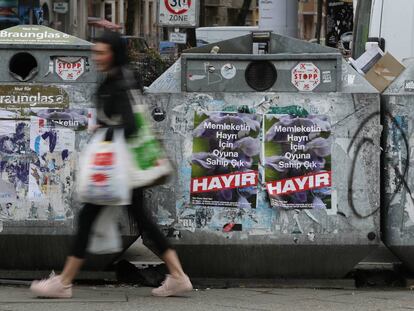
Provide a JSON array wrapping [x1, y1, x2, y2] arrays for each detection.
[[382, 59, 414, 272], [144, 32, 382, 278], [0, 26, 139, 270]]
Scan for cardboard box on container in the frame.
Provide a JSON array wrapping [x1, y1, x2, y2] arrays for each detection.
[[365, 52, 405, 92]]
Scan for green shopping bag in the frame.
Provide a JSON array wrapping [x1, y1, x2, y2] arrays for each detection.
[[127, 91, 173, 187]]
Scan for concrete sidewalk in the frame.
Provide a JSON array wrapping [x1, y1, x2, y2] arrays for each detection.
[[1, 285, 414, 311]]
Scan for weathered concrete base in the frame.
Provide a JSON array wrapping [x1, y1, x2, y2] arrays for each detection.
[[0, 235, 139, 270], [403, 278, 414, 289], [356, 243, 402, 269], [387, 246, 414, 274], [169, 244, 379, 278]]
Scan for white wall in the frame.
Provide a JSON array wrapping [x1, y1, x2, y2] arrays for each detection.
[[369, 0, 414, 61], [259, 0, 298, 38]]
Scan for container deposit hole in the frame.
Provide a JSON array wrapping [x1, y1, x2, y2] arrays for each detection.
[[245, 61, 277, 91], [9, 52, 38, 81]]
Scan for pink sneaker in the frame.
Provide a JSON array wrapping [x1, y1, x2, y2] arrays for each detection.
[[151, 274, 193, 297], [30, 274, 72, 298]]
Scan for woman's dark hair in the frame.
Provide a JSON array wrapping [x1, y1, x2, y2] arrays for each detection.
[[95, 30, 128, 67]]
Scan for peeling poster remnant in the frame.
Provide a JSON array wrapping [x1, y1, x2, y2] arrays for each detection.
[[30, 116, 75, 155], [0, 121, 30, 205], [0, 109, 87, 222], [28, 116, 75, 218]]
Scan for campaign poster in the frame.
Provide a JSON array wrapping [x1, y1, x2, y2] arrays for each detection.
[[264, 114, 332, 210], [191, 112, 261, 208]]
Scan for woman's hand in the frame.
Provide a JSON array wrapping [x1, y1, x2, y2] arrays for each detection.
[[88, 124, 101, 133]]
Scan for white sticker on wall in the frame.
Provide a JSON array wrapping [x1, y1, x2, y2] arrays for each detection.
[[221, 63, 237, 80], [188, 74, 206, 81], [55, 57, 85, 81], [322, 71, 332, 83], [347, 74, 356, 85], [405, 80, 414, 92]]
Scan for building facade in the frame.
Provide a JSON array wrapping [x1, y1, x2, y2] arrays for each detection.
[[298, 0, 354, 45], [125, 0, 159, 47], [0, 1, 88, 39], [45, 0, 88, 39], [203, 0, 258, 26], [298, 0, 325, 41]]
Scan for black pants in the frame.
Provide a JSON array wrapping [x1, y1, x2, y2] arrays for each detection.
[[71, 188, 171, 259]]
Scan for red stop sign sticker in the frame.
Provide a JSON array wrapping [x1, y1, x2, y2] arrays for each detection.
[[55, 57, 85, 81], [291, 62, 321, 91], [164, 0, 191, 14]]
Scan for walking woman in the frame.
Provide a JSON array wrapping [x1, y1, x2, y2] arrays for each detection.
[[30, 31, 192, 298]]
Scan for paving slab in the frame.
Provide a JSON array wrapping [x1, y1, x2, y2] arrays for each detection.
[[0, 286, 127, 303], [1, 285, 414, 311], [191, 278, 356, 290]]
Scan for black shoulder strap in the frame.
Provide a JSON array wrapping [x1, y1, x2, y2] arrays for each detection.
[[120, 67, 143, 93]]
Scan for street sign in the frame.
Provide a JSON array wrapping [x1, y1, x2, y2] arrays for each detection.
[[159, 0, 198, 27], [291, 62, 321, 91], [169, 32, 187, 44], [53, 2, 69, 14]]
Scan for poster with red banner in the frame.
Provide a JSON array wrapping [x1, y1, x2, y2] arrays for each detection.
[[264, 114, 332, 210], [190, 111, 261, 208]]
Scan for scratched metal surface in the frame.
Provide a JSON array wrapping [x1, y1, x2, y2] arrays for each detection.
[[382, 63, 414, 271], [0, 40, 138, 269], [143, 53, 381, 276], [144, 91, 381, 242]]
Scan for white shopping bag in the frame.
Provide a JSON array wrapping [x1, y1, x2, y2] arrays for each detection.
[[87, 206, 122, 255], [77, 129, 132, 205]]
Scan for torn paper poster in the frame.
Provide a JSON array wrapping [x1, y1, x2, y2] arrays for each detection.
[[0, 120, 16, 136], [0, 121, 28, 155], [31, 108, 89, 130], [0, 179, 17, 203], [30, 116, 75, 155]]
